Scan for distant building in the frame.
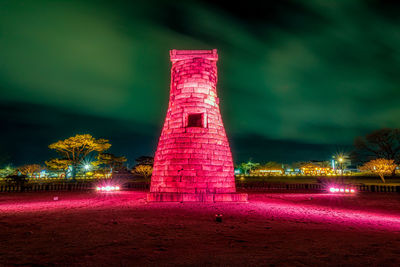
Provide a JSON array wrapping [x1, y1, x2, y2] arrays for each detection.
[[300, 162, 333, 176], [251, 167, 284, 176], [285, 168, 301, 176]]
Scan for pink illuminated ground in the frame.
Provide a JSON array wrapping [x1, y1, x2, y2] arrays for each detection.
[[1, 190, 400, 266]]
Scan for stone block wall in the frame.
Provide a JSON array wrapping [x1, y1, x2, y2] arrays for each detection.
[[149, 49, 245, 201]]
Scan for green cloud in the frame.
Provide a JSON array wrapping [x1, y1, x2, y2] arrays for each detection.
[[1, 0, 400, 145]]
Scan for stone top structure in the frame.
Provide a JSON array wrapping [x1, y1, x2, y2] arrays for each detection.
[[169, 49, 218, 62]]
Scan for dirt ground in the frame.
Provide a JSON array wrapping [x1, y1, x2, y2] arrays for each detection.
[[1, 190, 400, 266]]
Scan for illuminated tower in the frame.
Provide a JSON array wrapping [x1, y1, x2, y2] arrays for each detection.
[[147, 49, 247, 202]]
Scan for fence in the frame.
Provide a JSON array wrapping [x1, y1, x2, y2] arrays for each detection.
[[0, 181, 399, 193], [0, 182, 93, 193], [236, 182, 400, 193]]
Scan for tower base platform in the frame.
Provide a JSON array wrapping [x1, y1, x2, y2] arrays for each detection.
[[147, 192, 248, 202]]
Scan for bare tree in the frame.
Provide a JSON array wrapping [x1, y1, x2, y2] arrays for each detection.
[[354, 128, 400, 175]]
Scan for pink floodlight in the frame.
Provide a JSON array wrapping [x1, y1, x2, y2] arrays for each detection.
[[328, 186, 356, 194], [96, 185, 120, 192]]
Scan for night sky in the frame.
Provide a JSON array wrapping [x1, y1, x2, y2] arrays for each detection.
[[1, 0, 400, 166]]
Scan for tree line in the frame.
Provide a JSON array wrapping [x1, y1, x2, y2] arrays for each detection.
[[236, 128, 400, 183], [1, 128, 399, 183], [0, 134, 154, 182]]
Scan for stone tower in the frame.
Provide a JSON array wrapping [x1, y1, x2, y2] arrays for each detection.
[[147, 49, 247, 202]]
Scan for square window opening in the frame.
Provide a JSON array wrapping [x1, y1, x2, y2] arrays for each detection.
[[187, 113, 204, 128]]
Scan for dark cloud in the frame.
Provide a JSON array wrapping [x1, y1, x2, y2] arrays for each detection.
[[0, 102, 158, 166], [0, 0, 399, 164]]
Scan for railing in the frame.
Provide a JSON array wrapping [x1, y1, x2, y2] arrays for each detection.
[[0, 182, 399, 193], [0, 182, 93, 192], [236, 182, 400, 193]]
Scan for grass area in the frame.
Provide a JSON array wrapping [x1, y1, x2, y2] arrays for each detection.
[[1, 191, 400, 266]]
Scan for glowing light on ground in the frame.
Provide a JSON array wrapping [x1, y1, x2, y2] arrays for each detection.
[[96, 185, 120, 192], [329, 187, 356, 194]]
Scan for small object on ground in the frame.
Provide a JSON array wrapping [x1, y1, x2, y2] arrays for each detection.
[[215, 214, 223, 223], [24, 231, 33, 236], [53, 196, 58, 201]]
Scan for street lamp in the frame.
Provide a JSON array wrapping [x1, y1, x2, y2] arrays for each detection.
[[338, 157, 344, 175], [83, 164, 92, 179]]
